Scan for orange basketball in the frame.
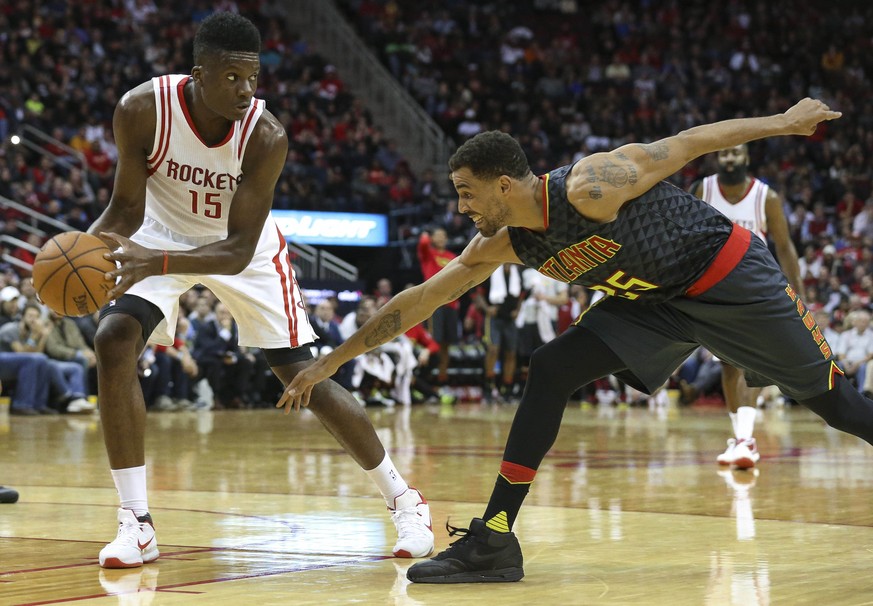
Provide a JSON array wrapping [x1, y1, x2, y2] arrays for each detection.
[[32, 231, 115, 317]]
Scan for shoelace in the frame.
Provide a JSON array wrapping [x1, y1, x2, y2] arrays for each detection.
[[114, 520, 146, 546], [392, 505, 431, 539], [445, 521, 475, 547]]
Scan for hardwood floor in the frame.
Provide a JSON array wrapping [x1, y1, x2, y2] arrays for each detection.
[[1, 401, 872, 605]]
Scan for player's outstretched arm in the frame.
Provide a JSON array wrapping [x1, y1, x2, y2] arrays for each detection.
[[567, 98, 841, 221], [277, 231, 519, 413]]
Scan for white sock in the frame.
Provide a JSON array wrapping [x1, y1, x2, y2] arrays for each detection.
[[735, 406, 757, 441], [728, 412, 738, 437], [111, 466, 149, 516], [364, 453, 409, 504]]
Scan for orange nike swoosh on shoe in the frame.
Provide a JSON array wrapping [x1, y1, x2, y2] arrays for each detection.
[[138, 537, 153, 550]]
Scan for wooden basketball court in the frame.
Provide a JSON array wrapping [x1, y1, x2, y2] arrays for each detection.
[[1, 401, 872, 605]]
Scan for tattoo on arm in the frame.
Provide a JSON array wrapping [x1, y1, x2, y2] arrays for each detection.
[[599, 158, 629, 188], [610, 153, 638, 185], [585, 165, 597, 183], [448, 280, 477, 302], [589, 185, 603, 199], [636, 142, 669, 161], [364, 311, 401, 347]]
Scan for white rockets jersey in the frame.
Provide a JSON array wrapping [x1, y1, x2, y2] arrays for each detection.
[[145, 74, 265, 238], [700, 174, 769, 242]]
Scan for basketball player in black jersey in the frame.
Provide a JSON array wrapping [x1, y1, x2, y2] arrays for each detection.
[[279, 99, 861, 584]]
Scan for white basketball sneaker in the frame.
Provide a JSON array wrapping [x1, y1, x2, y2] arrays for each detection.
[[731, 438, 760, 470], [99, 508, 160, 568], [716, 438, 737, 465], [390, 487, 434, 558]]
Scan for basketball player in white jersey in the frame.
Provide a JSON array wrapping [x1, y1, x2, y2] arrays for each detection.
[[692, 144, 802, 468], [86, 12, 432, 568]]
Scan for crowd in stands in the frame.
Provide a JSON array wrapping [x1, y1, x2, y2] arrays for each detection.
[[342, 0, 872, 251], [337, 0, 873, 404], [0, 277, 289, 413], [3, 1, 873, 409], [0, 0, 436, 272]]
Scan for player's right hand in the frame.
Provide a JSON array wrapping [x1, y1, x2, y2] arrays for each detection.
[[276, 357, 336, 414], [100, 232, 164, 299]]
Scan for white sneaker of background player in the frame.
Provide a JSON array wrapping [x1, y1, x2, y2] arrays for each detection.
[[717, 438, 737, 465], [731, 438, 760, 469], [389, 487, 434, 558], [99, 508, 160, 568]]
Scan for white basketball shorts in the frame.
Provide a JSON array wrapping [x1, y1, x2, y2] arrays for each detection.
[[125, 216, 315, 349]]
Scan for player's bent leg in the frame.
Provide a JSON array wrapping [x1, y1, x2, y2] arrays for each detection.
[[800, 375, 873, 445], [270, 356, 433, 558], [275, 359, 386, 469], [407, 327, 625, 584], [503, 327, 627, 467]]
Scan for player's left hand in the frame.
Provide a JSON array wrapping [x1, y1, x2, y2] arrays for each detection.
[[100, 232, 164, 299], [276, 358, 336, 414]]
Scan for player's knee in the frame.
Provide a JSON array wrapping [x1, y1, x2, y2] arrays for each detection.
[[94, 315, 142, 363], [527, 343, 567, 385]]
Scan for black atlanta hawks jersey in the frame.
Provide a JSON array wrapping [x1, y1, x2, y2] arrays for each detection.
[[508, 164, 734, 303]]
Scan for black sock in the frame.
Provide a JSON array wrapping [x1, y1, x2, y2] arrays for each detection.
[[482, 475, 530, 532], [482, 460, 536, 532]]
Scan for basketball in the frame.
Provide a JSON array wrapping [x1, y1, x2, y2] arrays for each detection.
[[32, 231, 115, 317]]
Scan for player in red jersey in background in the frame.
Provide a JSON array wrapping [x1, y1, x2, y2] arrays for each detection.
[[417, 228, 458, 402]]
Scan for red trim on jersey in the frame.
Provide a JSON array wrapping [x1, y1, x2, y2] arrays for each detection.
[[237, 100, 261, 160], [498, 461, 537, 485], [828, 360, 844, 390], [285, 245, 301, 348], [272, 226, 299, 348], [539, 173, 550, 228], [146, 76, 169, 165], [685, 223, 752, 297], [177, 77, 234, 148], [756, 184, 767, 239], [147, 77, 173, 177]]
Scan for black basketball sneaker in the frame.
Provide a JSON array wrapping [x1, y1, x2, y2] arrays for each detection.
[[406, 518, 524, 583]]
